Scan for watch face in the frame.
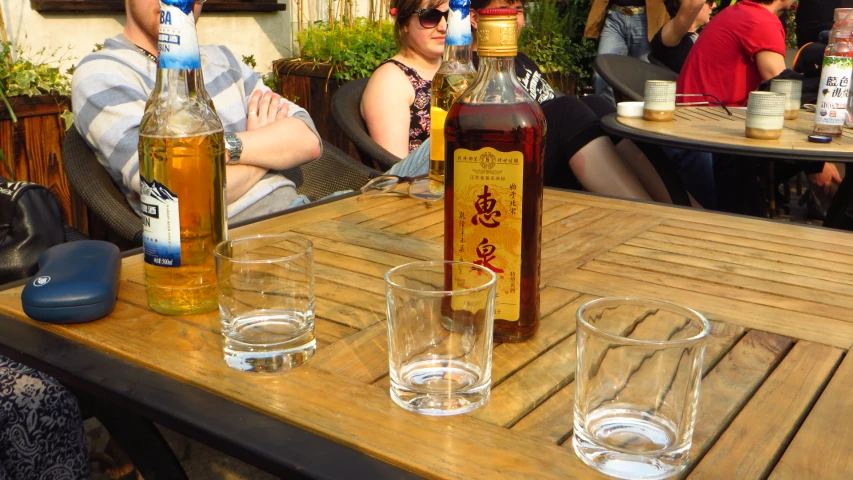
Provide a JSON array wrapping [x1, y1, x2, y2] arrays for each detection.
[[225, 133, 242, 164]]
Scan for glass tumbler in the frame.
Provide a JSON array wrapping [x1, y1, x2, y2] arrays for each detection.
[[215, 234, 315, 373], [385, 260, 496, 416], [573, 297, 710, 480]]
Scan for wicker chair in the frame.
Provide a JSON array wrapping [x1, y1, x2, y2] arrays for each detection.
[[62, 127, 143, 244], [281, 140, 379, 201], [63, 128, 377, 239], [331, 77, 403, 171], [593, 54, 678, 103]]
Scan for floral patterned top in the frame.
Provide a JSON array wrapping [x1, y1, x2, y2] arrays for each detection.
[[381, 59, 431, 153]]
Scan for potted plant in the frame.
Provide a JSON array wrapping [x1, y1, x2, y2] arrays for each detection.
[[518, 0, 596, 95], [274, 0, 395, 159], [0, 37, 80, 228]]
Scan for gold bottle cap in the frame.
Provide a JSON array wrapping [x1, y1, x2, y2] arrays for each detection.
[[476, 9, 518, 57]]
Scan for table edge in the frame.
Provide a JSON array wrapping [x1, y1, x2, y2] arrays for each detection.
[[601, 114, 853, 161]]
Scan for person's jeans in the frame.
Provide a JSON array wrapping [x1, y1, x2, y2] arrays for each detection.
[[662, 147, 717, 209], [387, 138, 431, 178], [593, 10, 652, 105]]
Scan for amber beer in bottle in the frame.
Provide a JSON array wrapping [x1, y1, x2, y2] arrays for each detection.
[[139, 0, 227, 315], [444, 9, 546, 342], [429, 0, 477, 191]]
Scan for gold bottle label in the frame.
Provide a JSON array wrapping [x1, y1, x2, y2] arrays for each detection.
[[452, 147, 523, 321]]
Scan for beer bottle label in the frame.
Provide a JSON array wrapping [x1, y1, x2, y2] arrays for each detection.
[[140, 176, 182, 268], [452, 147, 523, 322], [815, 56, 853, 127], [158, 0, 201, 70], [447, 0, 473, 46]]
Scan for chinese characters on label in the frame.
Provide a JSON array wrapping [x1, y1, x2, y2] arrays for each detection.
[[816, 57, 853, 127], [453, 147, 523, 321]]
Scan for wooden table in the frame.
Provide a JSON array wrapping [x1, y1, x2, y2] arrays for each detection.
[[1, 191, 853, 479], [602, 106, 853, 228]]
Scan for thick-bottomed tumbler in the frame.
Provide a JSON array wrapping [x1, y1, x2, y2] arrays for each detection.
[[573, 297, 710, 480], [215, 234, 315, 373], [385, 260, 496, 416]]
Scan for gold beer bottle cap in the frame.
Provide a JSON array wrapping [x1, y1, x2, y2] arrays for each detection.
[[476, 8, 518, 57]]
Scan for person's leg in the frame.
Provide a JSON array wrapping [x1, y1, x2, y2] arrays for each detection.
[[387, 139, 430, 178], [541, 96, 652, 199], [570, 136, 653, 200], [662, 147, 717, 209], [613, 139, 673, 204], [593, 11, 630, 104], [627, 12, 651, 62], [714, 154, 766, 216], [0, 356, 90, 480]]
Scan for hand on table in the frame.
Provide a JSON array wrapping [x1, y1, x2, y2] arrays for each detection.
[[809, 163, 842, 195], [247, 90, 289, 130]]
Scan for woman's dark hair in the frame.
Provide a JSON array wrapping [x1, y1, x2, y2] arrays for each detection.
[[392, 0, 445, 50]]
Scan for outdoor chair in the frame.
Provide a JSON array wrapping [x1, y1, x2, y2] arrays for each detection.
[[64, 128, 377, 239], [331, 77, 403, 171], [647, 54, 676, 74], [63, 127, 144, 245], [593, 54, 678, 103], [281, 140, 380, 201]]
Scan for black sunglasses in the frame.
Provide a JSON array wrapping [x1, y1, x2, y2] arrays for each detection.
[[414, 8, 449, 28], [676, 93, 732, 116]]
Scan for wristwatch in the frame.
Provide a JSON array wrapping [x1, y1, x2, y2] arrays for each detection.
[[224, 132, 243, 165]]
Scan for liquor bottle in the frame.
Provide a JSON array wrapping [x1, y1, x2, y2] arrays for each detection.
[[430, 0, 477, 191], [815, 29, 853, 136], [444, 8, 546, 342], [139, 0, 227, 315]]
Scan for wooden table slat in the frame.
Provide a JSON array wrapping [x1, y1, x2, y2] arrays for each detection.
[[688, 341, 843, 479], [769, 350, 853, 479]]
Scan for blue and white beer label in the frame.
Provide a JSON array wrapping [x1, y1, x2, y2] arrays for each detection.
[[158, 0, 201, 70], [447, 0, 472, 46], [140, 176, 182, 268]]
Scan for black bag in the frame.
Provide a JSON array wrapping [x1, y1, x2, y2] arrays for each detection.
[[0, 178, 65, 283]]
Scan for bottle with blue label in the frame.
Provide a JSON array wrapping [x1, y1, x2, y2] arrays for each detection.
[[429, 0, 477, 192], [139, 0, 226, 315]]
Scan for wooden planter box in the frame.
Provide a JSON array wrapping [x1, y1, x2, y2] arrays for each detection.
[[0, 94, 88, 233], [276, 59, 362, 163]]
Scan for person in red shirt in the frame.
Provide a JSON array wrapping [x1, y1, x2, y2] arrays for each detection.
[[677, 0, 794, 106]]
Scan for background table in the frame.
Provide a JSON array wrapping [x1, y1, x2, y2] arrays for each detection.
[[2, 191, 853, 479], [602, 107, 853, 228]]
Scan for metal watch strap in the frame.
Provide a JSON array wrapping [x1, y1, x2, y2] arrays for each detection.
[[224, 132, 242, 165]]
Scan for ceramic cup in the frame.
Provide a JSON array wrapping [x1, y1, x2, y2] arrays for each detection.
[[770, 79, 803, 120], [643, 80, 677, 122], [745, 91, 786, 140]]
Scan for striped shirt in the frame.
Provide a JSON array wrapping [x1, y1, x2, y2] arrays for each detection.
[[72, 34, 320, 218]]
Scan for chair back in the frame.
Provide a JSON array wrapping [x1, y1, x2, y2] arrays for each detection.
[[282, 140, 380, 201], [331, 77, 403, 171], [594, 54, 679, 103], [62, 127, 143, 243], [647, 53, 676, 74]]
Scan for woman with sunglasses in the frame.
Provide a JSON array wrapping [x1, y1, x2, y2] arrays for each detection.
[[361, 0, 449, 177]]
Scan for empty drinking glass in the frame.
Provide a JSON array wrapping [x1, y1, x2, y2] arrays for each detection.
[[385, 260, 496, 416], [573, 297, 710, 480], [215, 235, 315, 373]]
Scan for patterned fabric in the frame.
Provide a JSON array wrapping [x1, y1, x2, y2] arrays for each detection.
[[381, 59, 432, 153], [0, 355, 90, 480], [72, 34, 322, 220]]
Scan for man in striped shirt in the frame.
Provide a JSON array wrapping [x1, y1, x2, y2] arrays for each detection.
[[72, 0, 323, 223]]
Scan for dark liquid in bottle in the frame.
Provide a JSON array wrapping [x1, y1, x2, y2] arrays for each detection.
[[444, 102, 544, 342]]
